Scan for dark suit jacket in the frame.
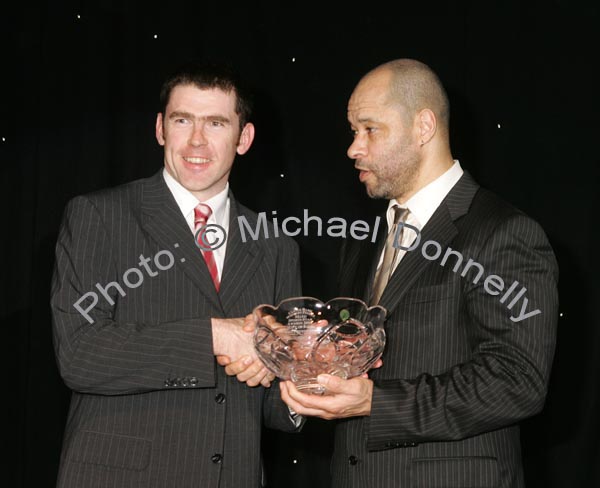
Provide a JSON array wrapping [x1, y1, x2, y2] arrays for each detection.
[[51, 170, 301, 488], [334, 173, 558, 488]]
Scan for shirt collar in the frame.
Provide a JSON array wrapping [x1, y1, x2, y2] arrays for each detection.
[[386, 160, 463, 230], [162, 168, 229, 225]]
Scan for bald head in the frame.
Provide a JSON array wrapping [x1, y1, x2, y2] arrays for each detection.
[[359, 59, 450, 134]]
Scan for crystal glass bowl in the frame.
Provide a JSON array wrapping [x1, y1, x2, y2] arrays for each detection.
[[253, 297, 386, 394]]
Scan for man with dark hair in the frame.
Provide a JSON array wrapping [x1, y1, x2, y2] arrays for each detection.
[[280, 59, 558, 487], [51, 62, 301, 487]]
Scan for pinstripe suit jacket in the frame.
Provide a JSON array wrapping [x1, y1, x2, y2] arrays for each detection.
[[334, 173, 558, 488], [51, 170, 301, 488]]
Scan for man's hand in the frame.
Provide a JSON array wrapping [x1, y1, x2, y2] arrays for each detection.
[[217, 354, 275, 387], [213, 314, 274, 387], [366, 358, 383, 374], [279, 375, 374, 420]]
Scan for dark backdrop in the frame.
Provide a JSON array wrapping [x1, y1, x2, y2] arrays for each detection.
[[3, 1, 599, 486]]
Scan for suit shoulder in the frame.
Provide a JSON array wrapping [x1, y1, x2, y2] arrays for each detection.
[[467, 187, 542, 227], [461, 187, 551, 248], [471, 187, 523, 218], [65, 174, 153, 215]]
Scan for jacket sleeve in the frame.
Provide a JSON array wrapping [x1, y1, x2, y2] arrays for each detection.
[[263, 237, 304, 432], [50, 196, 216, 395], [366, 214, 558, 449]]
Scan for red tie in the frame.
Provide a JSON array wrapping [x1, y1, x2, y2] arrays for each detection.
[[194, 203, 220, 292]]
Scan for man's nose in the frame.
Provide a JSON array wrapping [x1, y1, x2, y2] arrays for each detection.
[[347, 133, 367, 160], [189, 123, 207, 146]]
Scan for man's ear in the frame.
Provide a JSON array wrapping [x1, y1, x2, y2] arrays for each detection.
[[236, 123, 255, 155], [417, 109, 437, 146], [155, 113, 165, 146]]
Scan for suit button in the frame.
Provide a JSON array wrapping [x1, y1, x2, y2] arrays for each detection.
[[348, 455, 358, 466], [215, 393, 226, 404], [181, 378, 189, 387], [189, 377, 198, 386], [211, 453, 223, 464]]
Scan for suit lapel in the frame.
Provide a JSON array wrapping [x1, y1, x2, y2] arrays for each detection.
[[377, 204, 457, 314], [377, 172, 480, 315], [218, 196, 264, 315], [140, 171, 222, 311]]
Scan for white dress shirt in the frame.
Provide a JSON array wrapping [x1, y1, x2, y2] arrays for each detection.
[[378, 160, 464, 274]]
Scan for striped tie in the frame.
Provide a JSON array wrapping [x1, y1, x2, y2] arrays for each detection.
[[194, 203, 220, 292], [370, 205, 409, 305]]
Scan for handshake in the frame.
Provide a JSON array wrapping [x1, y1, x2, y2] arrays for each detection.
[[212, 315, 275, 388]]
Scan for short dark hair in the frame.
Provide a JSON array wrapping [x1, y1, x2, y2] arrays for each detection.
[[159, 62, 253, 130]]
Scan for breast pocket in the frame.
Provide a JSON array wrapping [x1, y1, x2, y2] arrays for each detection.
[[410, 456, 500, 488], [401, 283, 457, 304], [397, 282, 460, 328]]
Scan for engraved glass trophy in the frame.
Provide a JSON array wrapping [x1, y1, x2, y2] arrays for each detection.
[[253, 297, 386, 394]]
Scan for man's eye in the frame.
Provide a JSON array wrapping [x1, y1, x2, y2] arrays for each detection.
[[366, 127, 377, 133], [211, 120, 224, 127], [175, 118, 190, 125]]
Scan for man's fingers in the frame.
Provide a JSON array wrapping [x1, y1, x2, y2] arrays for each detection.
[[243, 367, 271, 387], [219, 354, 275, 388], [243, 313, 255, 332], [317, 374, 347, 393], [260, 371, 276, 388], [318, 375, 366, 397], [284, 380, 333, 410], [223, 355, 253, 376], [216, 355, 231, 366], [279, 382, 330, 417], [235, 361, 264, 383], [259, 371, 276, 388]]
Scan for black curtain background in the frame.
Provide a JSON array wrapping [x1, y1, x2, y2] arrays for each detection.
[[3, 1, 599, 486]]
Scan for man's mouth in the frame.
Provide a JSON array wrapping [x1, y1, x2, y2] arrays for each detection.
[[183, 157, 211, 165], [357, 168, 371, 182]]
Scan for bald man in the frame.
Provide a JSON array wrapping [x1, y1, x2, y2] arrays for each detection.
[[280, 59, 558, 487]]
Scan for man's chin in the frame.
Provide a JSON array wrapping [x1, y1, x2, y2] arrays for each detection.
[[365, 184, 386, 200]]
